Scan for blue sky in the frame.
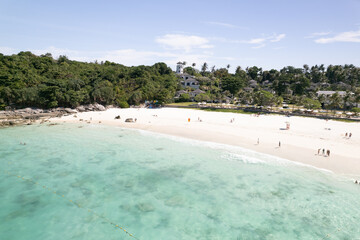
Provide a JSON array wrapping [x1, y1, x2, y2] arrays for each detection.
[[1, 0, 360, 72]]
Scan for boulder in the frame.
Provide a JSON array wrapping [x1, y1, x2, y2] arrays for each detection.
[[76, 106, 86, 112], [17, 108, 33, 113], [84, 104, 94, 111], [93, 103, 106, 111], [64, 108, 77, 114], [32, 108, 43, 114], [55, 107, 65, 112]]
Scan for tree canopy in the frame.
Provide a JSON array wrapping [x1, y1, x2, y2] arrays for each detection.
[[0, 52, 177, 109], [1, 52, 360, 110]]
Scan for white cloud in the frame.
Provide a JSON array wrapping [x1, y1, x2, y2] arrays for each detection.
[[100, 49, 178, 66], [247, 38, 267, 44], [0, 47, 17, 55], [312, 32, 332, 36], [31, 46, 90, 61], [244, 33, 286, 48], [155, 34, 213, 52], [315, 29, 360, 43], [0, 46, 219, 69], [305, 31, 331, 39], [0, 46, 167, 66], [270, 33, 286, 42], [204, 21, 245, 29], [252, 44, 266, 49], [273, 46, 286, 50]]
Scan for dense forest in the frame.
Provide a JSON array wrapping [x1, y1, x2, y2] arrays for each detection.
[[0, 52, 177, 109], [0, 52, 360, 111], [181, 62, 360, 111]]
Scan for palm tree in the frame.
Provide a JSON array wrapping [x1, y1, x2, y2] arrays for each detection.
[[226, 64, 230, 70], [235, 66, 242, 75], [192, 63, 196, 68], [201, 62, 208, 75], [329, 93, 343, 113], [303, 64, 309, 73]]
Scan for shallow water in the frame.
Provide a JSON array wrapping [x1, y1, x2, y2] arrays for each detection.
[[1, 123, 360, 239]]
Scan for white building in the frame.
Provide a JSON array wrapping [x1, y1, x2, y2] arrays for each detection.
[[176, 62, 184, 74]]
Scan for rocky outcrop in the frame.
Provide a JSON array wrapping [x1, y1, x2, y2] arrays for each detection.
[[0, 103, 107, 127], [93, 103, 106, 111], [64, 108, 77, 114], [81, 103, 106, 111], [1, 108, 67, 127], [76, 106, 86, 112]]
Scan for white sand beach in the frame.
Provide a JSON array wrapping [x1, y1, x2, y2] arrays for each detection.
[[51, 108, 360, 177]]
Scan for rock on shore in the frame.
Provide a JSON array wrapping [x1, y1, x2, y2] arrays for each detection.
[[0, 103, 106, 127]]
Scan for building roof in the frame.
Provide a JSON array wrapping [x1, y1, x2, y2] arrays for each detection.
[[182, 77, 198, 82], [179, 73, 193, 77], [316, 91, 347, 96], [192, 89, 205, 94]]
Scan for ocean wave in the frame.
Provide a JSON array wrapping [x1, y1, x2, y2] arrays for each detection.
[[88, 125, 339, 179]]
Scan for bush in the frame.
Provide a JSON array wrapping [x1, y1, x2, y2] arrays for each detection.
[[194, 93, 210, 102], [116, 100, 129, 108], [351, 107, 360, 114], [179, 93, 191, 102], [303, 98, 321, 109]]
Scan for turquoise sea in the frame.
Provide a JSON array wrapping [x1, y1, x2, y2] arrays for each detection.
[[1, 123, 360, 240]]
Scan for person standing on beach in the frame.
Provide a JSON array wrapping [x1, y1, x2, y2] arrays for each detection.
[[327, 150, 330, 157], [349, 133, 352, 138], [345, 132, 348, 137], [322, 149, 325, 155], [317, 148, 320, 155], [279, 141, 281, 147]]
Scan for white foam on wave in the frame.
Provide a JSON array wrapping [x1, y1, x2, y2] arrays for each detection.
[[52, 123, 359, 182], [101, 125, 360, 182], [222, 152, 266, 164], [133, 127, 335, 173], [78, 124, 342, 179]]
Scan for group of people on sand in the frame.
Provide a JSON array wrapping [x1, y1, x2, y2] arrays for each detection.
[[317, 148, 330, 157], [255, 138, 282, 148], [344, 132, 352, 139], [230, 118, 235, 123]]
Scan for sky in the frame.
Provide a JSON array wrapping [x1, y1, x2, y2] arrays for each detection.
[[1, 0, 360, 72]]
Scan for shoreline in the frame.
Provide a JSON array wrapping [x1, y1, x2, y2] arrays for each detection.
[[49, 107, 360, 177]]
